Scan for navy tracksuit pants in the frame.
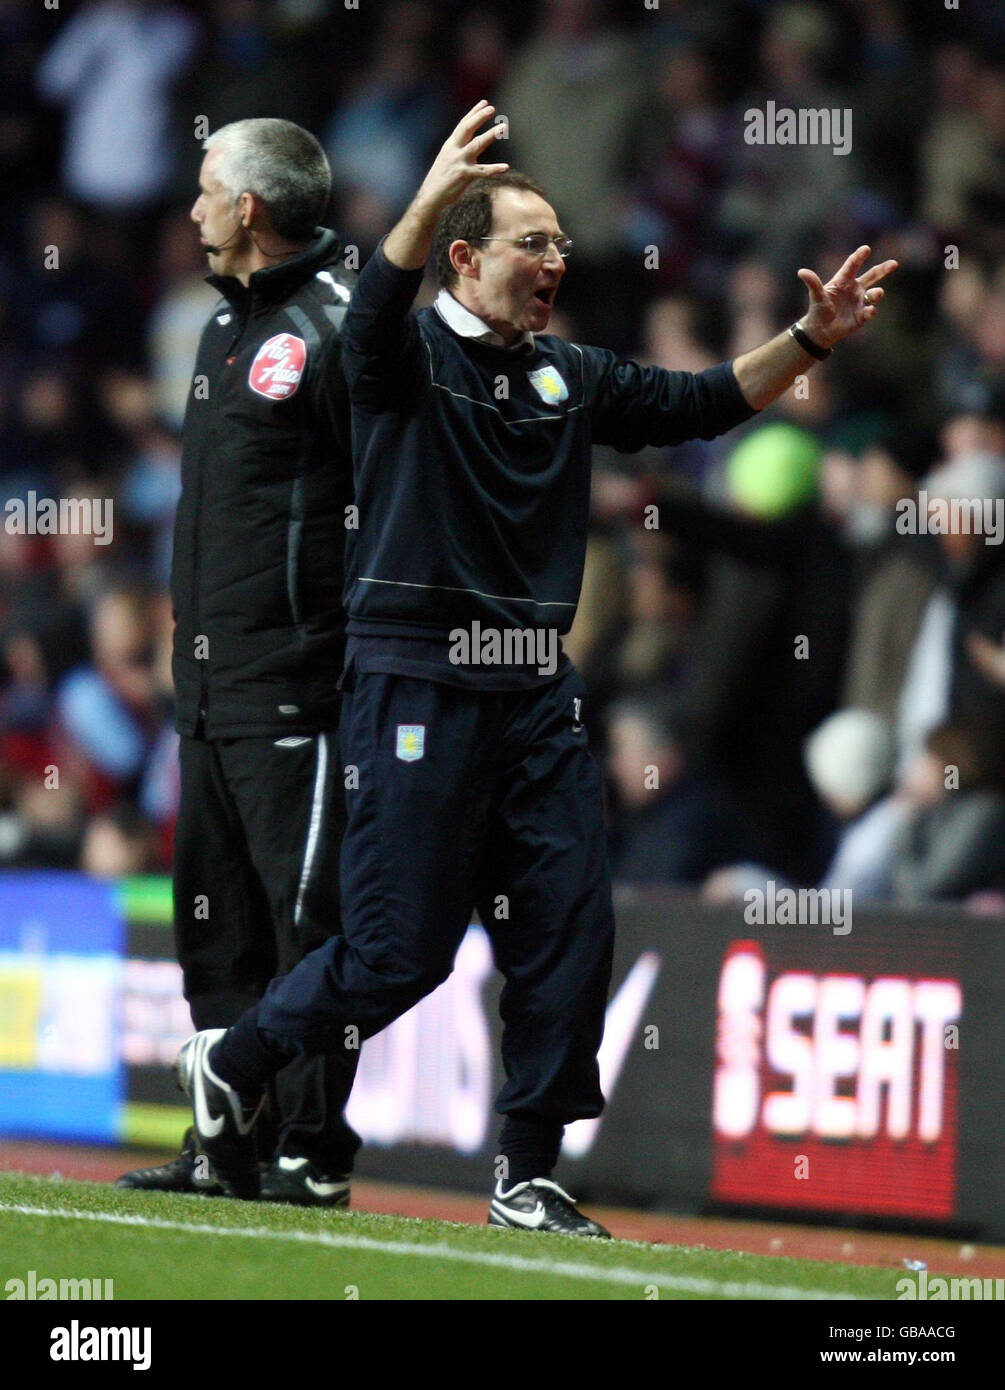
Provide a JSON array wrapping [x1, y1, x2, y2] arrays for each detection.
[[174, 731, 361, 1173], [217, 662, 616, 1171]]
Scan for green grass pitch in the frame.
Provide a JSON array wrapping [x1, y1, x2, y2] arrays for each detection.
[[0, 1173, 905, 1301]]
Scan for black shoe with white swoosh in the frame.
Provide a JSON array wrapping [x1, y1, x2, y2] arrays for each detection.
[[175, 1030, 264, 1200], [488, 1179, 612, 1238], [259, 1156, 351, 1207]]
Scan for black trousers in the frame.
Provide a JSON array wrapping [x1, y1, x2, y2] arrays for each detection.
[[219, 665, 616, 1172], [173, 729, 360, 1172]]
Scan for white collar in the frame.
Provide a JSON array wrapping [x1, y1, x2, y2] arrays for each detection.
[[434, 289, 535, 353]]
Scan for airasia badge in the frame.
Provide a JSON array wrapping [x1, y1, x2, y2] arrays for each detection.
[[248, 332, 307, 400]]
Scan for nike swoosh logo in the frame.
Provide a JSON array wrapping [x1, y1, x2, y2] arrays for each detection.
[[232, 1106, 258, 1136], [305, 1176, 348, 1198], [496, 1201, 547, 1230], [191, 1038, 225, 1138]]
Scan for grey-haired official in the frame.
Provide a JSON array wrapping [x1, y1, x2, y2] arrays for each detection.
[[174, 103, 896, 1233], [118, 118, 361, 1205]]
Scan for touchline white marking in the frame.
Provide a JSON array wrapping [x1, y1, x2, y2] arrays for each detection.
[[0, 1203, 864, 1300]]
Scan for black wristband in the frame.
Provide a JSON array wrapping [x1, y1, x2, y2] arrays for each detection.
[[789, 322, 832, 360]]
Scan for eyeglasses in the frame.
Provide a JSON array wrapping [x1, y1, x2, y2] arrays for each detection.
[[477, 234, 573, 259]]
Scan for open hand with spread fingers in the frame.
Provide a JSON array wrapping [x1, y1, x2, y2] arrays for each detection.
[[797, 245, 898, 350], [414, 100, 510, 217], [383, 100, 511, 268]]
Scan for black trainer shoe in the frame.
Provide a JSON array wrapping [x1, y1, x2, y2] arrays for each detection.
[[116, 1127, 223, 1195], [488, 1178, 612, 1238], [259, 1156, 351, 1208], [175, 1029, 264, 1199]]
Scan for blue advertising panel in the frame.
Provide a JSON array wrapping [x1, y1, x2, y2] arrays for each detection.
[[0, 873, 123, 1142]]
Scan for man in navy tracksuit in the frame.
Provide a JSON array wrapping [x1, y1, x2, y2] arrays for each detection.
[[177, 103, 897, 1234]]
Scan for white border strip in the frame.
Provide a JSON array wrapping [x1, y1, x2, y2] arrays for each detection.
[[0, 1202, 864, 1300]]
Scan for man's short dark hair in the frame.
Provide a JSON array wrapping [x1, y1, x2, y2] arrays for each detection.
[[205, 118, 331, 242], [433, 172, 551, 289]]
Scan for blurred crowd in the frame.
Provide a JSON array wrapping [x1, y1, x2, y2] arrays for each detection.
[[3, 0, 1005, 910]]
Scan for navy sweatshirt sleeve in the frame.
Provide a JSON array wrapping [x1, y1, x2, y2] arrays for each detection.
[[340, 240, 427, 411], [581, 348, 757, 452]]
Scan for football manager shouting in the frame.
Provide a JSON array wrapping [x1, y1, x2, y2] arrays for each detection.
[[175, 103, 897, 1233], [119, 119, 361, 1204]]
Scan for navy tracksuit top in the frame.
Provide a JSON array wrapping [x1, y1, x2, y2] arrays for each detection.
[[340, 242, 757, 662]]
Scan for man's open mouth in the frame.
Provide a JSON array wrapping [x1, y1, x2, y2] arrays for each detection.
[[533, 288, 556, 308]]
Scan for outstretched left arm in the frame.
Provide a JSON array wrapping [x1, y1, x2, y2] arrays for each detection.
[[733, 245, 898, 411]]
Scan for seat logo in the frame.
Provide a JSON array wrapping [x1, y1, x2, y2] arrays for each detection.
[[248, 332, 307, 400]]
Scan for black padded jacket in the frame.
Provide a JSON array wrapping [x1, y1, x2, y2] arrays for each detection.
[[170, 228, 355, 738]]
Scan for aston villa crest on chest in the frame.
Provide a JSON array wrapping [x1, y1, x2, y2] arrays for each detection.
[[396, 724, 425, 762], [527, 365, 569, 406]]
